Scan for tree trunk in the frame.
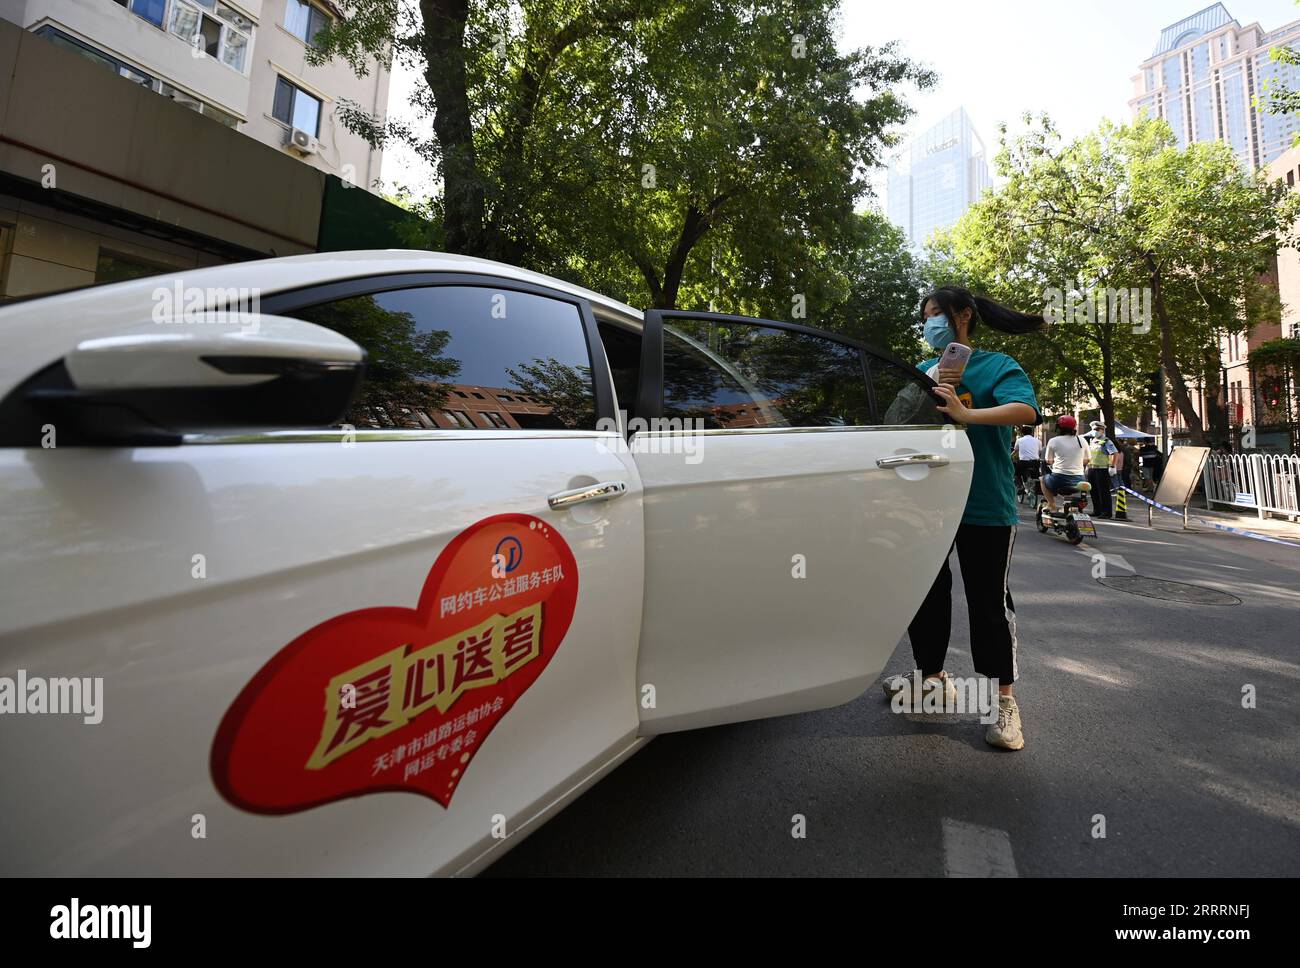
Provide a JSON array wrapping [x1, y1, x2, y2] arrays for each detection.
[[1202, 349, 1229, 447], [420, 0, 485, 256], [1147, 256, 1207, 444], [1100, 316, 1115, 440]]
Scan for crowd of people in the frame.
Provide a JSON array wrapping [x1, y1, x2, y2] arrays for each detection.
[[1012, 422, 1164, 516]]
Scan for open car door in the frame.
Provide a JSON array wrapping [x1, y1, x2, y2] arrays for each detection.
[[630, 311, 973, 733]]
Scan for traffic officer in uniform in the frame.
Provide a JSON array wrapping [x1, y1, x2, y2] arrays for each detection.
[[1085, 421, 1119, 518]]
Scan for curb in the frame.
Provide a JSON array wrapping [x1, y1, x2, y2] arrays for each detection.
[[1117, 486, 1300, 550]]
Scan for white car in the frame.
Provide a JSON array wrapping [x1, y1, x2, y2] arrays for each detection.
[[0, 250, 972, 876]]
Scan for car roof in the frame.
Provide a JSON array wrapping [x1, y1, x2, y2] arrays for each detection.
[[0, 250, 643, 392]]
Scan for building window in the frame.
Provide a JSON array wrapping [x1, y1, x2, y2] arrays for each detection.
[[118, 0, 168, 29], [285, 0, 331, 46], [95, 250, 174, 284], [273, 76, 322, 136], [33, 27, 239, 126], [167, 1, 254, 73], [41, 26, 124, 72], [157, 81, 240, 125]]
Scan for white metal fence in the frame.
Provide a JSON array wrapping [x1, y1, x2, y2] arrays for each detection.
[[1205, 453, 1300, 520]]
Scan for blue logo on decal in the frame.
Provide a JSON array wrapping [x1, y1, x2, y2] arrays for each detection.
[[494, 536, 524, 574]]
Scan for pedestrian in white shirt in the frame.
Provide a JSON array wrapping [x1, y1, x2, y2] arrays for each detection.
[[1011, 428, 1042, 490]]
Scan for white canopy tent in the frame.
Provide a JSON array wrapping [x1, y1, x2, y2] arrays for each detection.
[[1083, 421, 1156, 441]]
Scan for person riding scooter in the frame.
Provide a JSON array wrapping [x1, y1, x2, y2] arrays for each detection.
[[1040, 415, 1087, 511]]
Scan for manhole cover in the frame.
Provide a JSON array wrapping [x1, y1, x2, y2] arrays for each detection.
[[1096, 575, 1242, 605]]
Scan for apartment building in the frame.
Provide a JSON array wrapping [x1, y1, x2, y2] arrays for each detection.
[[0, 0, 389, 187], [1130, 3, 1300, 171], [0, 5, 410, 300]]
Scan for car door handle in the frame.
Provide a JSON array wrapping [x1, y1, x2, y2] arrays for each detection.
[[876, 454, 950, 469], [548, 481, 628, 509]]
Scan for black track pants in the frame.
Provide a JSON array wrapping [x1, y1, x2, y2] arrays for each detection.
[[1087, 468, 1113, 517], [906, 523, 1019, 685]]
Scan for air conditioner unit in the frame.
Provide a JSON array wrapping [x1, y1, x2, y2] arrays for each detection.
[[287, 128, 319, 155]]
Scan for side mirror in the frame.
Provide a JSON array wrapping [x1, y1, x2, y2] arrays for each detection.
[[0, 314, 365, 446]]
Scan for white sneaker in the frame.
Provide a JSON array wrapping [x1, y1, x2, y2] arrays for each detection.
[[882, 671, 957, 711], [985, 695, 1025, 750]]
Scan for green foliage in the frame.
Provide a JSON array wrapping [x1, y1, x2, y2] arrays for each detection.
[[504, 358, 596, 428], [309, 0, 932, 354], [937, 114, 1298, 443], [811, 211, 927, 359], [1250, 336, 1300, 369]]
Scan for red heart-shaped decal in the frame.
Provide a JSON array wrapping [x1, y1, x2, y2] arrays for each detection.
[[211, 513, 578, 814]]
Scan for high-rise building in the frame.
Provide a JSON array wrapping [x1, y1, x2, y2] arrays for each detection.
[[886, 107, 991, 249], [0, 0, 390, 187], [1131, 2, 1300, 170]]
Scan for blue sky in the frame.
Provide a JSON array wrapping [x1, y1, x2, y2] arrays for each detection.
[[379, 1, 1300, 201]]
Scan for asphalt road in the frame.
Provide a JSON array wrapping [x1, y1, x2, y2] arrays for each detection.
[[484, 502, 1300, 877]]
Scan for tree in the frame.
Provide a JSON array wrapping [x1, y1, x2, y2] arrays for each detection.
[[291, 294, 460, 427], [1127, 121, 1292, 443], [932, 116, 1159, 439], [313, 1, 932, 317], [533, 2, 933, 312], [812, 210, 928, 359], [937, 115, 1295, 445]]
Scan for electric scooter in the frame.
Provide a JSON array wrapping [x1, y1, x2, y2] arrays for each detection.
[[1037, 480, 1096, 545]]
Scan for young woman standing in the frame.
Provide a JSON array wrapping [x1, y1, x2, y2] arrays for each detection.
[[883, 286, 1043, 751]]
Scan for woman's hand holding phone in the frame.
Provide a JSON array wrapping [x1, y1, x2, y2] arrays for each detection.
[[936, 366, 964, 387], [937, 342, 972, 386]]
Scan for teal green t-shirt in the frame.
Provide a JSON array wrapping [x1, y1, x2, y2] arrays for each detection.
[[919, 349, 1041, 527]]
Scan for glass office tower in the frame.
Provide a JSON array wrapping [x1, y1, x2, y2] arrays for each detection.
[[886, 107, 991, 249]]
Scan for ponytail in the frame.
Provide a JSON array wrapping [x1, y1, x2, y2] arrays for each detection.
[[971, 295, 1046, 335], [921, 286, 1045, 336]]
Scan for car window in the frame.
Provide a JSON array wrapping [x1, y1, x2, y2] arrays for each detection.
[[286, 286, 598, 431], [596, 320, 642, 420], [868, 355, 944, 425], [660, 321, 870, 429]]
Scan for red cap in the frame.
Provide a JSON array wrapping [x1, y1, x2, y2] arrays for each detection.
[[1058, 415, 1078, 431]]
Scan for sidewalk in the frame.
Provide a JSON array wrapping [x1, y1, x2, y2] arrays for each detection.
[[1188, 504, 1300, 541], [1112, 486, 1300, 543]]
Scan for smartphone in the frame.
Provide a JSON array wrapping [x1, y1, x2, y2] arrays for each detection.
[[939, 341, 972, 375]]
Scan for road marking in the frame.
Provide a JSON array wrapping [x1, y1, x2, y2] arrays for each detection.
[[1073, 547, 1136, 572], [942, 818, 1019, 878], [1090, 526, 1181, 545]]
